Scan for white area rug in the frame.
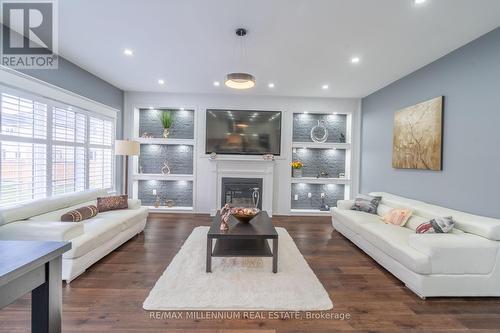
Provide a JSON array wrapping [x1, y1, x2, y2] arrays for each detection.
[[143, 226, 333, 311]]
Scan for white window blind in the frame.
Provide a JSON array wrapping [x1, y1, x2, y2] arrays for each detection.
[[89, 117, 113, 190], [0, 88, 115, 207], [1, 93, 47, 139], [0, 142, 46, 206]]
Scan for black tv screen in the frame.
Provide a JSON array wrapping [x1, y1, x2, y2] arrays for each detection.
[[205, 109, 282, 155]]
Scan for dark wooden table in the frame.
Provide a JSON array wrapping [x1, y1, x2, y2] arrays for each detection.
[[206, 211, 279, 273], [0, 240, 71, 333]]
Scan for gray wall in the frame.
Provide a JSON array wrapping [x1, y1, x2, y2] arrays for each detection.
[[360, 27, 500, 218], [19, 57, 123, 111]]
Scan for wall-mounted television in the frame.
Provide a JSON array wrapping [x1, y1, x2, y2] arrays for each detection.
[[205, 109, 282, 155]]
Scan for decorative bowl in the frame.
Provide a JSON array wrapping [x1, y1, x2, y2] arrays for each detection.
[[230, 207, 260, 223]]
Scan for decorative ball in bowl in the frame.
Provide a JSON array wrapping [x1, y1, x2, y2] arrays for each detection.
[[230, 207, 260, 223]]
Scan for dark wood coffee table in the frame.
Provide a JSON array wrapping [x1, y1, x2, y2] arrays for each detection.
[[206, 211, 279, 273]]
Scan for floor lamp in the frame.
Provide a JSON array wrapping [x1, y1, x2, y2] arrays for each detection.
[[115, 140, 140, 196]]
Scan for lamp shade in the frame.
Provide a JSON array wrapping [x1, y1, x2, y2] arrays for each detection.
[[115, 140, 140, 156]]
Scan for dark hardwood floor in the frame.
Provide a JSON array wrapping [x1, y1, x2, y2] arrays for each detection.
[[2, 213, 500, 333]]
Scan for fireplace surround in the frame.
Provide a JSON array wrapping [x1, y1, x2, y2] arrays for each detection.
[[209, 159, 274, 216]]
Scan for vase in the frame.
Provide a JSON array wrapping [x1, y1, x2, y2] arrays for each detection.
[[292, 168, 302, 178], [163, 128, 170, 138]]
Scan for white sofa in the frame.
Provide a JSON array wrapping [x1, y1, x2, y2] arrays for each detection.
[[0, 189, 148, 282], [332, 192, 500, 298]]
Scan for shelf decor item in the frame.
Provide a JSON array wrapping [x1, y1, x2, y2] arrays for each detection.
[[290, 160, 304, 178], [310, 120, 328, 143], [161, 161, 171, 175], [154, 196, 161, 208], [339, 133, 346, 143], [165, 199, 175, 207], [316, 170, 329, 178], [158, 111, 173, 138], [220, 204, 231, 231]]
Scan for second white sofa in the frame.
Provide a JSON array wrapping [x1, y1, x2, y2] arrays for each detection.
[[332, 192, 500, 298], [0, 189, 149, 282]]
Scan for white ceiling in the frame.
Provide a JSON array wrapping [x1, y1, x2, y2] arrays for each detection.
[[58, 0, 500, 98]]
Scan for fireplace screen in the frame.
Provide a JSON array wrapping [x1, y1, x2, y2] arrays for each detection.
[[221, 178, 263, 209]]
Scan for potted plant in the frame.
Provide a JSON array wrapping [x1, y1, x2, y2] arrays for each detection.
[[290, 160, 304, 178], [158, 111, 173, 138]]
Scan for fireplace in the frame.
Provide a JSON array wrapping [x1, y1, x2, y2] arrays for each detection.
[[221, 177, 263, 209]]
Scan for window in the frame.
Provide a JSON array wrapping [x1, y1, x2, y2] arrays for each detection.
[[88, 117, 113, 190], [0, 88, 115, 207]]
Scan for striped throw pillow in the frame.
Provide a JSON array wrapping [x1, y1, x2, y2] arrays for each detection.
[[61, 205, 98, 222]]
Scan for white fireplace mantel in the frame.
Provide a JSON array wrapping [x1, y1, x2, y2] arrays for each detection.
[[208, 159, 274, 216]]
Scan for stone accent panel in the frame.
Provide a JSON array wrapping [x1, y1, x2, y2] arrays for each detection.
[[291, 183, 345, 210], [139, 109, 194, 139], [292, 148, 346, 178], [293, 113, 347, 143], [139, 144, 193, 174], [138, 180, 193, 207]]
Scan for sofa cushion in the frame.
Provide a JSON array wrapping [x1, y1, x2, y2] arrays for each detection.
[[332, 208, 381, 235], [357, 222, 431, 274], [63, 207, 148, 259], [0, 189, 108, 226], [408, 233, 498, 274], [29, 200, 98, 222], [0, 220, 84, 241]]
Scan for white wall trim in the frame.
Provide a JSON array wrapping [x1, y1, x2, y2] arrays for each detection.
[[0, 66, 119, 118]]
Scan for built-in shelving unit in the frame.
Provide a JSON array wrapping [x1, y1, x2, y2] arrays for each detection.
[[290, 112, 353, 215], [131, 107, 196, 213]]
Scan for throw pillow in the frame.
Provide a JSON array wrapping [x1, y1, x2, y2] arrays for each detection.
[[416, 216, 455, 234], [381, 208, 413, 226], [351, 194, 382, 214], [97, 195, 128, 212], [61, 205, 98, 222]]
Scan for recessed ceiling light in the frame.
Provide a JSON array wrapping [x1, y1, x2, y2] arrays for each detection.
[[414, 0, 427, 4], [351, 57, 360, 64], [322, 84, 329, 90], [268, 83, 275, 88], [123, 48, 133, 56], [148, 106, 154, 110], [304, 111, 309, 114], [158, 79, 165, 85], [213, 81, 220, 87]]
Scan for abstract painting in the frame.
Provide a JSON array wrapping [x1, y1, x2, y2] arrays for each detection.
[[392, 96, 443, 170]]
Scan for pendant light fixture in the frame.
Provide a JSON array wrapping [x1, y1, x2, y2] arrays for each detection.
[[225, 28, 255, 89]]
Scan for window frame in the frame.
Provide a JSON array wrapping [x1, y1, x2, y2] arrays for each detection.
[[0, 84, 116, 207]]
